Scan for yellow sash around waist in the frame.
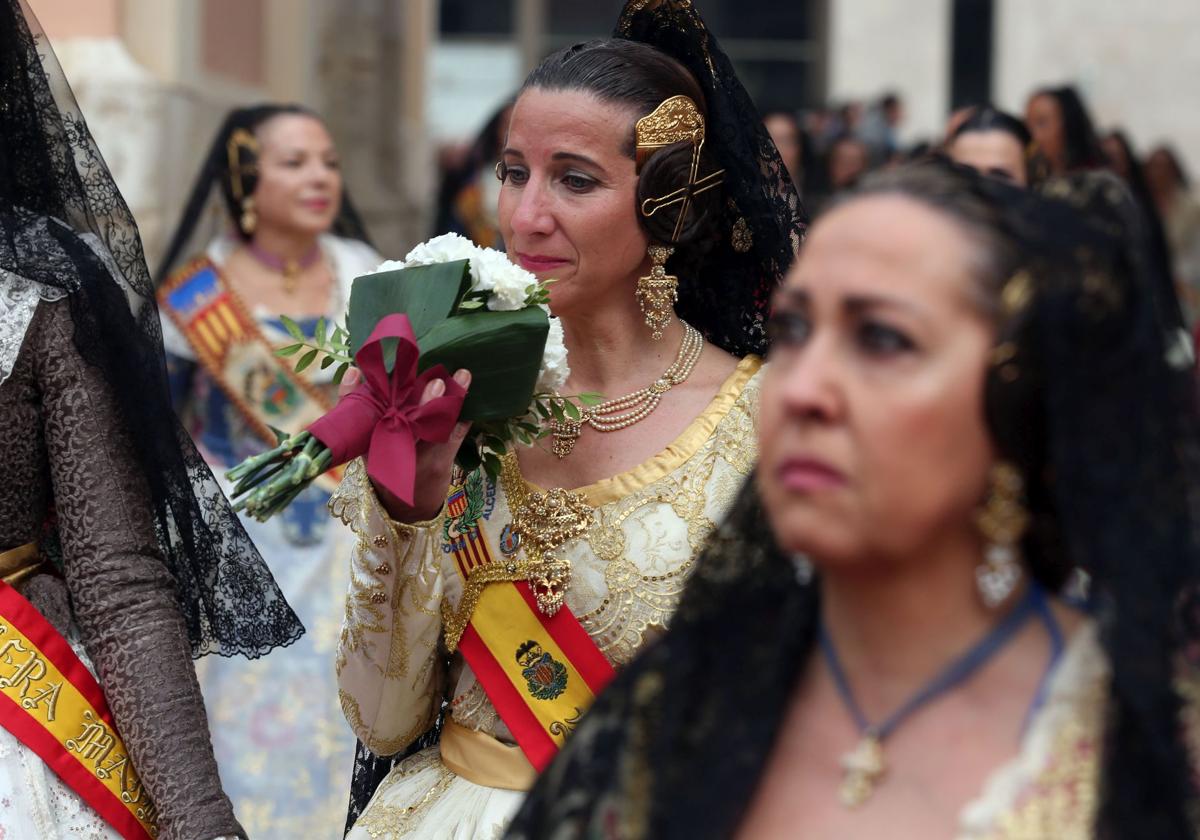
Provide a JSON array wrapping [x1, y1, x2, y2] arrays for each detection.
[[439, 719, 536, 792], [0, 542, 43, 586]]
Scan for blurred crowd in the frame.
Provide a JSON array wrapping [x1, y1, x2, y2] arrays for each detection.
[[433, 86, 1200, 337]]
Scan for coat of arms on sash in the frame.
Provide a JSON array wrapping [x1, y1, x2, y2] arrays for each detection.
[[516, 640, 568, 701], [157, 258, 343, 492], [444, 469, 488, 545]]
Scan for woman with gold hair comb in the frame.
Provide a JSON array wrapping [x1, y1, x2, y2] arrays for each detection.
[[334, 2, 805, 837]]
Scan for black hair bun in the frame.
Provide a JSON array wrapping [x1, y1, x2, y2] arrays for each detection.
[[636, 139, 724, 251]]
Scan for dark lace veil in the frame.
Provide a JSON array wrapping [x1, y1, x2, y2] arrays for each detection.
[[0, 0, 303, 657], [506, 163, 1200, 839], [617, 0, 807, 358]]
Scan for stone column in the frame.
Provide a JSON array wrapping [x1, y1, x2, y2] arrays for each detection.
[[313, 0, 435, 257], [825, 0, 952, 145]]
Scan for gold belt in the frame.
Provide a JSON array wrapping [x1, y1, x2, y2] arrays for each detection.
[[439, 719, 536, 792], [0, 542, 43, 586]]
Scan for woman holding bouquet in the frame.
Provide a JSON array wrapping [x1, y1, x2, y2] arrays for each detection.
[[334, 1, 805, 837], [154, 106, 380, 837]]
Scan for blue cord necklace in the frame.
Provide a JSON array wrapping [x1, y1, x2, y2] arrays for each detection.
[[819, 584, 1054, 808]]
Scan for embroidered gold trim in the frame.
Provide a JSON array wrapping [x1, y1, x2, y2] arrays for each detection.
[[441, 458, 594, 650]]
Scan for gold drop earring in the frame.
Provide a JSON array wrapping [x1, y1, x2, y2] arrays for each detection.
[[240, 196, 257, 236], [974, 462, 1029, 608], [636, 244, 678, 340]]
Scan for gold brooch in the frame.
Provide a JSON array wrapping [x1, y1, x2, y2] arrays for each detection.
[[503, 457, 594, 616]]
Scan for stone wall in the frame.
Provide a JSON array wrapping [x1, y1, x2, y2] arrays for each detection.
[[826, 0, 1200, 173], [312, 0, 435, 256], [826, 0, 952, 147], [995, 0, 1200, 173], [33, 0, 434, 269]]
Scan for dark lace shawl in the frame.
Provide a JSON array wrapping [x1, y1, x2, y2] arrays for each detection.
[[616, 0, 807, 358], [0, 0, 302, 658]]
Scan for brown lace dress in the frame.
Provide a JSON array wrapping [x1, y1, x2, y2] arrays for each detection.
[[0, 296, 243, 840]]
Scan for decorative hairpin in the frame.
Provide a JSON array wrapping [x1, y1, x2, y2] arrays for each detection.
[[226, 128, 260, 202], [635, 95, 725, 243]]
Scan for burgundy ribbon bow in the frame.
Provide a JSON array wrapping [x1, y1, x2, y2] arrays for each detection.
[[308, 313, 466, 507]]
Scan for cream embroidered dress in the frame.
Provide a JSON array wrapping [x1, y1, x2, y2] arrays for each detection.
[[334, 356, 763, 839]]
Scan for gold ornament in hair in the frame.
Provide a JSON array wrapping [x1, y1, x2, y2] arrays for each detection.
[[635, 95, 725, 244], [226, 128, 260, 204]]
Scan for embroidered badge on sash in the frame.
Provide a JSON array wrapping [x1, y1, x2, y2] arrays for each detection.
[[158, 258, 343, 492], [499, 523, 521, 556], [516, 640, 568, 701]]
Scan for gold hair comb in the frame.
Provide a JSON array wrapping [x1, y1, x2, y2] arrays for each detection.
[[635, 95, 725, 242], [226, 128, 260, 202]]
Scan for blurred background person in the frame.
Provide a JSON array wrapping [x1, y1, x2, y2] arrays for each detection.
[[154, 104, 381, 839], [1100, 130, 1178, 323], [827, 134, 872, 196], [1024, 85, 1107, 178], [763, 108, 811, 199], [1024, 88, 1184, 338], [858, 91, 905, 165], [947, 105, 1031, 186], [431, 99, 513, 247], [943, 105, 979, 146], [1146, 146, 1200, 328]]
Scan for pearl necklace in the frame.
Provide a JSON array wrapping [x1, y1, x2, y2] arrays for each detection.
[[548, 321, 704, 459]]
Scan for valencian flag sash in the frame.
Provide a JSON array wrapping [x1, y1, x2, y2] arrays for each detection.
[[440, 473, 615, 773], [0, 579, 158, 838], [158, 258, 342, 491]]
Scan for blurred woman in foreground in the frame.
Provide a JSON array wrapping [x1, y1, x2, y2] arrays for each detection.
[[508, 160, 1200, 839]]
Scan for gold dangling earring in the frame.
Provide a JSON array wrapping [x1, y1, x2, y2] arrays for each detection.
[[636, 244, 678, 340], [240, 197, 257, 236], [974, 462, 1029, 608]]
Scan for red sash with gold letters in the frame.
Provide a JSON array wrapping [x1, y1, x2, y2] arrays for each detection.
[[158, 258, 343, 490], [0, 580, 157, 839], [440, 474, 614, 772]]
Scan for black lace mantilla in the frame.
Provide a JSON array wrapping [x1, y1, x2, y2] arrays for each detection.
[[0, 0, 303, 658], [616, 0, 807, 358]]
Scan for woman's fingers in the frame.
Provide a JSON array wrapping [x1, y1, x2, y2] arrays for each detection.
[[417, 378, 445, 406], [337, 366, 361, 400], [418, 367, 473, 406]]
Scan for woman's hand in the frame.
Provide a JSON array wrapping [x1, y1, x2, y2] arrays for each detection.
[[337, 367, 473, 523]]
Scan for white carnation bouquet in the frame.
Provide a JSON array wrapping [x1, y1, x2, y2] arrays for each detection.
[[227, 234, 594, 520]]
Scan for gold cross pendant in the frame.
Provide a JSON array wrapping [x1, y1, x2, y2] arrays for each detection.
[[282, 261, 300, 295], [839, 735, 886, 808]]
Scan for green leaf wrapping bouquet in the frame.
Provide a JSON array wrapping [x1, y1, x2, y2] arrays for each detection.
[[227, 233, 572, 521]]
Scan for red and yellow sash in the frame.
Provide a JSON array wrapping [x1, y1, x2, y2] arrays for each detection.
[[440, 478, 614, 773], [0, 579, 157, 838], [158, 258, 342, 491]]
